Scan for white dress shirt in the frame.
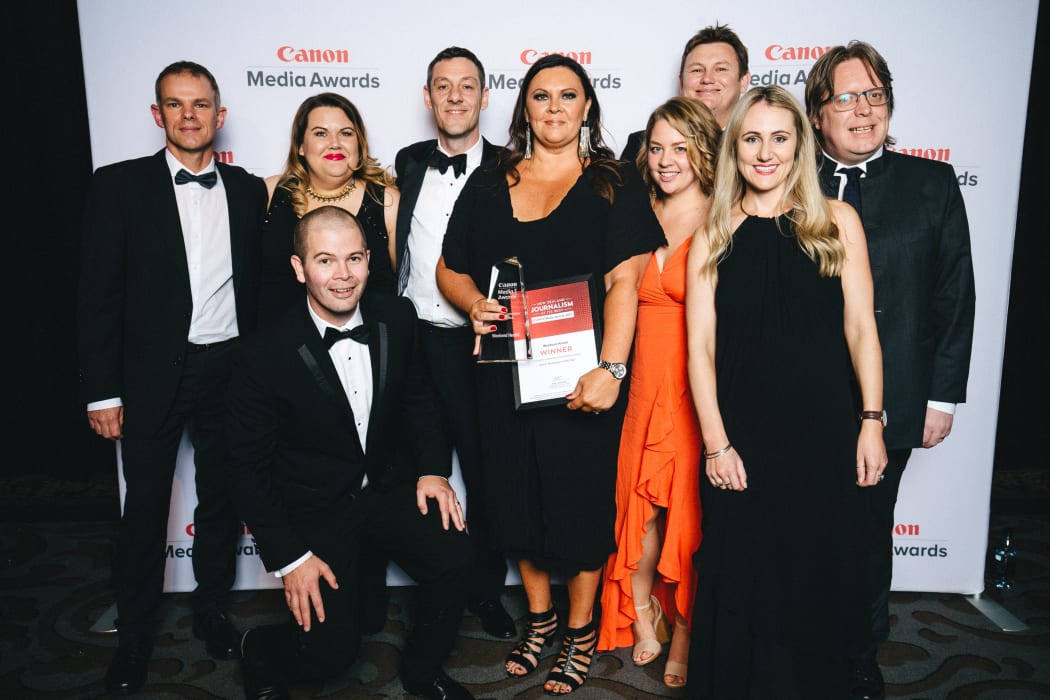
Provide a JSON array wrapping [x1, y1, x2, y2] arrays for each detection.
[[404, 139, 484, 327]]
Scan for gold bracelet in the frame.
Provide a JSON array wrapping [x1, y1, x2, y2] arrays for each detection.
[[704, 443, 732, 460]]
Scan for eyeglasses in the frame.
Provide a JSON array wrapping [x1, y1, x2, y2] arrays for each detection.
[[825, 87, 891, 112]]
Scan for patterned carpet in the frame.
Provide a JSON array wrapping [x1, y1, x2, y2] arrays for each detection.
[[1, 470, 1048, 699]]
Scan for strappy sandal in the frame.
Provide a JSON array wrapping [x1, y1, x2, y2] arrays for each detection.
[[543, 620, 597, 695], [632, 595, 668, 666], [505, 607, 558, 677]]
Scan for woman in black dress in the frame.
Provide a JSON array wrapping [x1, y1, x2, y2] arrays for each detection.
[[258, 93, 398, 326], [437, 55, 664, 695], [684, 85, 887, 697]]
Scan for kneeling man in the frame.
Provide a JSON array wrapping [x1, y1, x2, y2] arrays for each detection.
[[228, 206, 474, 700]]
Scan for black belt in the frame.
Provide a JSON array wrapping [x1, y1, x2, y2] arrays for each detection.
[[417, 320, 471, 335], [186, 338, 236, 353]]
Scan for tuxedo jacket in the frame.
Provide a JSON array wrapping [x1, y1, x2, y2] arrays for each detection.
[[78, 149, 266, 434], [393, 138, 504, 276], [818, 150, 975, 449], [227, 295, 450, 573], [620, 129, 645, 164]]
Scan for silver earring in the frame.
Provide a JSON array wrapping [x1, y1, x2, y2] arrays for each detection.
[[524, 124, 533, 160], [578, 124, 591, 159]]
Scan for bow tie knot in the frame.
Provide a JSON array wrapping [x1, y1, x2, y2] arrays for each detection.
[[428, 151, 468, 178], [323, 324, 370, 349], [174, 168, 218, 189]]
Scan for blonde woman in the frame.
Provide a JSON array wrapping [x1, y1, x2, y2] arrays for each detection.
[[597, 96, 721, 691], [684, 85, 886, 697]]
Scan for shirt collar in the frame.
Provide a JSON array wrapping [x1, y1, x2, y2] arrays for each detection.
[[308, 301, 364, 338], [823, 146, 884, 175], [436, 136, 484, 172], [165, 150, 218, 180]]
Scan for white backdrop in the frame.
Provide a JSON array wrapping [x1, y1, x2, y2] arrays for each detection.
[[81, 0, 1039, 595]]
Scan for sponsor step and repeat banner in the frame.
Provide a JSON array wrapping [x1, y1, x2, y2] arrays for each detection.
[[79, 0, 1038, 593]]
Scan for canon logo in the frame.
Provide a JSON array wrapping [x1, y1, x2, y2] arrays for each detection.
[[185, 522, 253, 537], [214, 150, 233, 164], [520, 49, 592, 65], [277, 46, 349, 64], [886, 146, 952, 163], [893, 523, 920, 536], [764, 44, 832, 61]]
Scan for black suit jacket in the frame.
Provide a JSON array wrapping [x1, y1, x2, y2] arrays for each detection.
[[818, 150, 975, 449], [227, 295, 449, 573], [78, 149, 266, 434], [620, 129, 645, 164], [393, 138, 503, 277]]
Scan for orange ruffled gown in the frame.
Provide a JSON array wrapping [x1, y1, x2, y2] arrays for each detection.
[[598, 237, 703, 651]]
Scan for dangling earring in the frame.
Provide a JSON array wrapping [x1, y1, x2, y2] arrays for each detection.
[[578, 124, 591, 159], [524, 124, 533, 160]]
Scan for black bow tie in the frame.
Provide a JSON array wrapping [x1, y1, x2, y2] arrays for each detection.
[[428, 151, 468, 177], [322, 324, 370, 349], [174, 168, 218, 189]]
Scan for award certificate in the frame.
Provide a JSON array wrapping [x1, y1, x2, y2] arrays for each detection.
[[511, 275, 602, 410]]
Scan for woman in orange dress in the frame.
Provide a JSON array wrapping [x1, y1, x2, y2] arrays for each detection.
[[597, 96, 721, 689]]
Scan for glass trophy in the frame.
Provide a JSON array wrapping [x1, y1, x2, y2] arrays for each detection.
[[477, 257, 533, 363]]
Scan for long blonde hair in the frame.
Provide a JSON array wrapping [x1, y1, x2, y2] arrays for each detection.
[[703, 86, 844, 283]]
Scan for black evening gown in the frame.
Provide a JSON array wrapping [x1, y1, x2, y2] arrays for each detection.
[[442, 162, 665, 573], [687, 214, 868, 698], [258, 182, 396, 327]]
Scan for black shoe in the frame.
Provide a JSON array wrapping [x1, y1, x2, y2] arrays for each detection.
[[403, 671, 475, 700], [240, 629, 290, 700], [469, 598, 516, 639], [193, 608, 241, 660], [104, 633, 152, 695], [850, 657, 886, 700]]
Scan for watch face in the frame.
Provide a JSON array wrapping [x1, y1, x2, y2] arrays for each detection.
[[601, 361, 627, 379]]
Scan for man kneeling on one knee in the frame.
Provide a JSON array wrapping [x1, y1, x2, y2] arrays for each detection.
[[228, 205, 476, 700]]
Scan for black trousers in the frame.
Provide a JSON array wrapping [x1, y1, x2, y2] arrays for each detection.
[[418, 322, 508, 601], [115, 340, 240, 634], [858, 447, 912, 658], [244, 481, 473, 688]]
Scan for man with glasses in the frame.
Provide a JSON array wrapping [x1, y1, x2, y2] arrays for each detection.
[[805, 42, 975, 700]]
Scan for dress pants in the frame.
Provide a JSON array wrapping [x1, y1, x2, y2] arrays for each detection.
[[244, 480, 473, 688], [417, 321, 508, 602], [115, 340, 240, 634], [859, 447, 912, 658]]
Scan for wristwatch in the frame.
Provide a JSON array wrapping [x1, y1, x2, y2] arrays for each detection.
[[598, 360, 627, 380], [859, 410, 888, 427]]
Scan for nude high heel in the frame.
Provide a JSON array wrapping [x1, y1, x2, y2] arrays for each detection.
[[632, 595, 669, 666]]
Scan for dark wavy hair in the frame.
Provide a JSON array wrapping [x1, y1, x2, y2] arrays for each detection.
[[503, 54, 621, 201]]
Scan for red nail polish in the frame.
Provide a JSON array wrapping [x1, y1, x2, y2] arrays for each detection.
[[498, 314, 505, 320], [489, 325, 497, 331], [501, 307, 507, 313]]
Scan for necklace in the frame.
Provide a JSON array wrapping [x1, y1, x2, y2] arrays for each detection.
[[306, 178, 356, 203], [739, 200, 783, 219]]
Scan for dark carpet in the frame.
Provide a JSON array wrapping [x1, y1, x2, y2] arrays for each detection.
[[1, 469, 1048, 699]]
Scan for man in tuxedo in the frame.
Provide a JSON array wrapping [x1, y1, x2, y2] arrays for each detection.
[[620, 23, 750, 160], [230, 206, 475, 700], [805, 41, 976, 700], [391, 46, 515, 639], [78, 61, 266, 695]]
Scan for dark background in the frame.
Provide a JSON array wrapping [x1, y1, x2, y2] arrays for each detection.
[[7, 2, 1046, 482]]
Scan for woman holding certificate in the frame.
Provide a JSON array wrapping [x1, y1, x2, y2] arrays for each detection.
[[437, 54, 664, 695], [596, 97, 721, 690]]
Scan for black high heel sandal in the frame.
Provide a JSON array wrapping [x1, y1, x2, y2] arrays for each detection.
[[544, 620, 597, 695], [505, 607, 559, 677]]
